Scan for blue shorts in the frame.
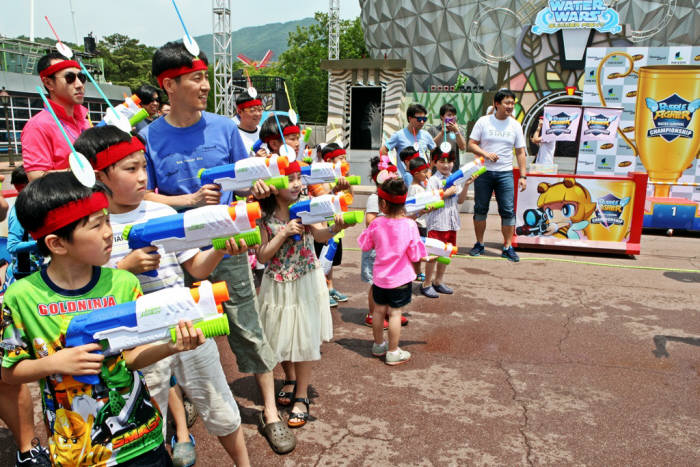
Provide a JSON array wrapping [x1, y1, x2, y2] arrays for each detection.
[[473, 170, 516, 226], [360, 249, 376, 284]]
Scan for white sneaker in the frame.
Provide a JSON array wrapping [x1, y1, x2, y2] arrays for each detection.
[[371, 341, 387, 357], [385, 348, 411, 366]]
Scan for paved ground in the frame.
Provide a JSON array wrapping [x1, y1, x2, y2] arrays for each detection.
[[1, 213, 699, 466]]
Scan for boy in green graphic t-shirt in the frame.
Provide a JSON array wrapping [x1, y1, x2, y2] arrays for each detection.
[[0, 172, 204, 466]]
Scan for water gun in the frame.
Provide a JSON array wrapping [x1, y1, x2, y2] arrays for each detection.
[[318, 230, 344, 275], [443, 157, 486, 189], [288, 193, 364, 241], [302, 147, 314, 164], [250, 139, 268, 156], [421, 237, 458, 264], [300, 161, 361, 186], [198, 155, 289, 192], [65, 280, 230, 384], [123, 202, 262, 276], [297, 127, 312, 161], [97, 94, 149, 129], [404, 189, 445, 215]]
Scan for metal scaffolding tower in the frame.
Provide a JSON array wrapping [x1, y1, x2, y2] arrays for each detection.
[[328, 0, 340, 60], [212, 0, 234, 117]]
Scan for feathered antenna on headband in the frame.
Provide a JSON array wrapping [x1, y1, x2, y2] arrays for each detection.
[[378, 155, 392, 170], [375, 155, 399, 184]]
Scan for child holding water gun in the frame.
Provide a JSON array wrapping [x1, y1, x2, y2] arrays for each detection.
[[256, 160, 354, 428], [310, 143, 353, 307], [361, 157, 409, 329], [74, 125, 251, 466], [1, 172, 204, 466], [422, 147, 472, 297], [358, 177, 428, 365], [404, 148, 432, 285]]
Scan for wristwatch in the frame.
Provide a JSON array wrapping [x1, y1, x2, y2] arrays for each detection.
[[520, 175, 527, 179]]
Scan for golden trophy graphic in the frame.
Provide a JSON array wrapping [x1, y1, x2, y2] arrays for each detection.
[[596, 52, 700, 197], [584, 179, 636, 242]]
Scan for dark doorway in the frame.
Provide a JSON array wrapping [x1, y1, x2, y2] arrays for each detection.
[[351, 87, 382, 150]]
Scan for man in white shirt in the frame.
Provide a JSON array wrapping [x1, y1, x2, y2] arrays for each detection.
[[233, 92, 264, 156], [468, 90, 527, 262]]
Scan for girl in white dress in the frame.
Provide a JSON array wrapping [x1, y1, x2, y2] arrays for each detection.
[[256, 160, 353, 428]]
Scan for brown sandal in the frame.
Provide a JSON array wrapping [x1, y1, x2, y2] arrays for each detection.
[[258, 411, 296, 454], [287, 398, 310, 428]]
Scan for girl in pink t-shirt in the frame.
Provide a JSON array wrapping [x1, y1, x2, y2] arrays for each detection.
[[358, 178, 427, 365]]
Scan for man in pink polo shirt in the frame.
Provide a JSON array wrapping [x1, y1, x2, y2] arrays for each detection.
[[21, 51, 91, 181]]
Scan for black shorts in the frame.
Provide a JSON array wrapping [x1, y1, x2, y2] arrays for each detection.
[[314, 238, 343, 266], [417, 226, 428, 237], [372, 282, 412, 308], [119, 443, 173, 466]]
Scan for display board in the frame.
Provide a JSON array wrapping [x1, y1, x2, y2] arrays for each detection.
[[513, 169, 647, 254], [578, 46, 700, 231], [579, 46, 700, 202]]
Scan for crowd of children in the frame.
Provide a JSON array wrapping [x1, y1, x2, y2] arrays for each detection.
[[0, 41, 480, 467]]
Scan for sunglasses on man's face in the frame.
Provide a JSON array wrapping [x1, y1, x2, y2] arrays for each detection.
[[58, 72, 87, 84], [415, 116, 428, 122]]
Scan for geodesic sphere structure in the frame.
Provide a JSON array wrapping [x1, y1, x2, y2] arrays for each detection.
[[359, 0, 699, 93]]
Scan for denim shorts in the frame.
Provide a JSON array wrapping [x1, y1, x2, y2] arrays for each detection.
[[473, 170, 516, 226], [360, 249, 376, 284]]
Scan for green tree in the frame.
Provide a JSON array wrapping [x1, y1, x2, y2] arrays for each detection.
[[97, 34, 156, 92], [277, 12, 367, 123]]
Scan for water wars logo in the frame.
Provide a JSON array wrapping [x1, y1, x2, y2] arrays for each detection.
[[545, 112, 576, 136], [591, 193, 630, 227], [583, 113, 617, 136], [531, 0, 622, 35], [645, 94, 700, 142]]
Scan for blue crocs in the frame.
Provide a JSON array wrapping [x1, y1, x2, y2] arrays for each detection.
[[171, 434, 196, 467]]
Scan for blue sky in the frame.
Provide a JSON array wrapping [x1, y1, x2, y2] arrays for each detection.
[[2, 0, 362, 46]]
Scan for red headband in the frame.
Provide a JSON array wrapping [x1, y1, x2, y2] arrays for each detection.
[[39, 60, 81, 79], [402, 152, 420, 162], [237, 99, 262, 111], [283, 125, 300, 136], [157, 58, 208, 88], [286, 161, 301, 174], [323, 148, 346, 162], [410, 162, 430, 175], [377, 187, 406, 204], [93, 137, 145, 170], [30, 192, 109, 239], [432, 152, 451, 162]]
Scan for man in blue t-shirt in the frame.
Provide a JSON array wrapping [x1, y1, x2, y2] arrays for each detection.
[[380, 103, 436, 185], [140, 41, 296, 455]]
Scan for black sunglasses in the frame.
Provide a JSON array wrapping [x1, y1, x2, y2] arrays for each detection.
[[59, 72, 87, 84], [415, 116, 428, 122]]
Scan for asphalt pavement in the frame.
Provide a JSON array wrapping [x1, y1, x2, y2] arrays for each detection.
[[1, 213, 698, 466]]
